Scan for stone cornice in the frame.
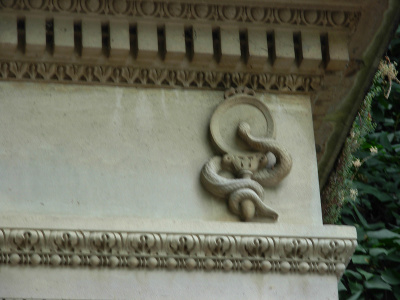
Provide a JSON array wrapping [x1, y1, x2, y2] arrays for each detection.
[[0, 227, 356, 277], [0, 60, 322, 92], [0, 0, 360, 31]]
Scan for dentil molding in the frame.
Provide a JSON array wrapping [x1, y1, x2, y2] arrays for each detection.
[[0, 0, 352, 91], [0, 227, 356, 278]]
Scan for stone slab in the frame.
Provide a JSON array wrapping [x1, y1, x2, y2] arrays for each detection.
[[0, 82, 321, 225], [0, 267, 339, 300]]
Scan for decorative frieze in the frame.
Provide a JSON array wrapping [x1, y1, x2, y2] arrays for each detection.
[[0, 60, 322, 92], [0, 6, 351, 90], [0, 227, 356, 277], [0, 0, 360, 31]]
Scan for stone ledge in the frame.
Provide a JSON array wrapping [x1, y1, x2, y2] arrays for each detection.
[[0, 215, 356, 278]]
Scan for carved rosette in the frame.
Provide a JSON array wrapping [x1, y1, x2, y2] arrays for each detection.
[[201, 88, 292, 221], [0, 228, 356, 277]]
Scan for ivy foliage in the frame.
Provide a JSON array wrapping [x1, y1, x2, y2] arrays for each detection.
[[321, 66, 377, 224], [339, 27, 400, 300]]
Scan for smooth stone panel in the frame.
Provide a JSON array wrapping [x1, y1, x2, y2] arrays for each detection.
[[54, 18, 75, 58], [0, 82, 321, 224], [0, 267, 339, 300], [25, 16, 46, 55], [0, 15, 18, 54]]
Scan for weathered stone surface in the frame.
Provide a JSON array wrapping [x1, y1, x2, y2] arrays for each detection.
[[109, 20, 130, 60], [82, 19, 102, 58], [0, 82, 321, 225], [0, 15, 18, 54], [25, 16, 46, 55], [54, 18, 74, 58]]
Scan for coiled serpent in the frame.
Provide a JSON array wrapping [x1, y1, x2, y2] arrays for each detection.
[[201, 122, 292, 221]]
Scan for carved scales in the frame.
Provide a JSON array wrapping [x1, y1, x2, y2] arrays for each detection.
[[201, 88, 292, 221]]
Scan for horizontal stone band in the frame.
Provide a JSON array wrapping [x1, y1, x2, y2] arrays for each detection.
[[0, 61, 322, 92], [0, 1, 360, 30], [0, 228, 356, 277]]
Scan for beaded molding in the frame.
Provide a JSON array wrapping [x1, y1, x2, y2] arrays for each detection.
[[0, 228, 356, 277]]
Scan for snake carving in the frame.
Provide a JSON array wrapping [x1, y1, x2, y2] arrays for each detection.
[[201, 88, 292, 221]]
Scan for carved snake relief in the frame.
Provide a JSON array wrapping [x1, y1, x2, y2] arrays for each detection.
[[201, 122, 292, 221]]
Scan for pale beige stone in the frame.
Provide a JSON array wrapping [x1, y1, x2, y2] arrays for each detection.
[[0, 15, 18, 54], [326, 32, 349, 71], [0, 1, 373, 297], [0, 213, 354, 299], [53, 17, 74, 58], [300, 31, 322, 71], [192, 25, 214, 65], [274, 29, 295, 70], [165, 23, 186, 62], [81, 19, 102, 58], [0, 82, 322, 225], [25, 16, 46, 56], [220, 27, 241, 66], [0, 266, 340, 299], [137, 22, 158, 61], [248, 28, 268, 69], [109, 20, 130, 60]]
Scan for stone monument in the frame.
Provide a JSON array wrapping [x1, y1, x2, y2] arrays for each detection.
[[0, 0, 398, 299]]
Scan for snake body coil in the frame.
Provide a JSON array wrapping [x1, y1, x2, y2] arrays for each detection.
[[201, 122, 292, 221]]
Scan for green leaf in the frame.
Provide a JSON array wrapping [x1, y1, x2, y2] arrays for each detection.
[[393, 286, 400, 300], [352, 255, 370, 265], [386, 119, 396, 128], [380, 132, 393, 150], [386, 166, 400, 173], [349, 281, 364, 294], [367, 229, 400, 240], [338, 280, 347, 292], [356, 226, 367, 242], [367, 222, 386, 230], [364, 276, 392, 291], [355, 244, 368, 254], [369, 248, 388, 257], [381, 269, 400, 285], [354, 182, 392, 202], [353, 205, 371, 229], [346, 290, 362, 300], [387, 252, 400, 263], [357, 268, 374, 280], [345, 270, 363, 280]]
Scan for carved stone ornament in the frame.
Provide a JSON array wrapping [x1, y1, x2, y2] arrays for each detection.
[[201, 87, 292, 221], [0, 227, 356, 277], [0, 61, 322, 93], [0, 1, 360, 31]]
